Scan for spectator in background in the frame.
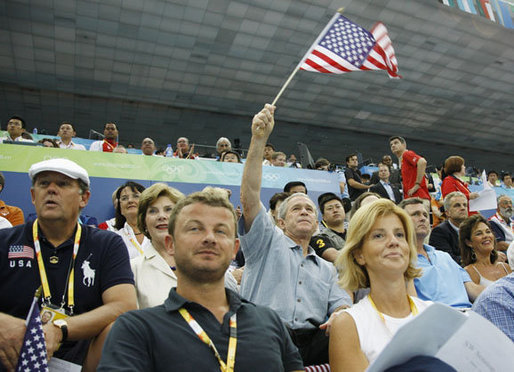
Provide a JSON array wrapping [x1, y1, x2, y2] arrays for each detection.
[[349, 192, 381, 219], [1, 116, 32, 143], [174, 137, 196, 159], [459, 214, 512, 286], [89, 122, 119, 152], [268, 192, 291, 224], [56, 122, 86, 150], [429, 191, 468, 264], [344, 153, 370, 201], [113, 182, 148, 259], [370, 163, 402, 204], [262, 143, 275, 166], [473, 273, 514, 342], [141, 138, 156, 156], [501, 173, 512, 189], [311, 193, 347, 262], [215, 137, 231, 159], [488, 195, 513, 252], [113, 145, 127, 154], [487, 170, 499, 187], [0, 172, 24, 226], [389, 136, 430, 201], [315, 158, 330, 171], [98, 187, 119, 231], [441, 155, 478, 215], [220, 150, 242, 163], [370, 154, 401, 187], [271, 151, 287, 167], [315, 158, 348, 199], [400, 197, 484, 308], [283, 181, 307, 194], [361, 173, 371, 185], [38, 138, 59, 148], [154, 147, 165, 156], [21, 132, 34, 141], [287, 154, 301, 168]]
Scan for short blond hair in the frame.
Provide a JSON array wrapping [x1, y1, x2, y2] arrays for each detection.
[[137, 183, 185, 239], [335, 199, 421, 291], [168, 188, 238, 238]]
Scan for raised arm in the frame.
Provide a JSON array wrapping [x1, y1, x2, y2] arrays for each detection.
[[241, 104, 275, 231]]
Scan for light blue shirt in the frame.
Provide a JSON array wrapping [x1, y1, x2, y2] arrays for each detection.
[[380, 180, 396, 202], [337, 171, 349, 199], [472, 273, 514, 342], [239, 204, 351, 329], [415, 244, 472, 308]]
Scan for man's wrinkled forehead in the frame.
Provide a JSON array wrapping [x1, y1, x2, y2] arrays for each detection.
[[287, 194, 316, 210]]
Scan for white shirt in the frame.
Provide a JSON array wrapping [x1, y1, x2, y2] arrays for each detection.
[[0, 216, 12, 229], [0, 136, 33, 143], [380, 180, 396, 202], [89, 140, 116, 152], [344, 296, 432, 364], [57, 140, 86, 150], [115, 222, 150, 259]]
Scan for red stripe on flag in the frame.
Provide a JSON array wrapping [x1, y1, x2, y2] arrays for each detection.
[[303, 58, 332, 73], [311, 49, 352, 72]]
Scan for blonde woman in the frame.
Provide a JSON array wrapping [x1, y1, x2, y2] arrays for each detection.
[[130, 183, 185, 308], [330, 199, 432, 371]]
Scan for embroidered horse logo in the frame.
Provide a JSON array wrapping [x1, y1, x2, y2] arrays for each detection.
[[82, 259, 95, 287]]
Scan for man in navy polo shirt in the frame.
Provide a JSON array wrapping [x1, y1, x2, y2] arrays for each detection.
[[99, 188, 303, 371], [0, 158, 136, 371]]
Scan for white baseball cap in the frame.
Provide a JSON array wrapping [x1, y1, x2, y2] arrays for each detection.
[[28, 158, 90, 187]]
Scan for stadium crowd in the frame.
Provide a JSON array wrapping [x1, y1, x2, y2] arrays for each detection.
[[0, 110, 513, 371]]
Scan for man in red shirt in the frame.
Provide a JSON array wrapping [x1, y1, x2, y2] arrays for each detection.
[[389, 136, 430, 200]]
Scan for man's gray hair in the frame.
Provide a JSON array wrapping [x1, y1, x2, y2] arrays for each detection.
[[216, 137, 231, 147], [277, 193, 317, 220], [497, 194, 511, 203], [443, 191, 467, 211]]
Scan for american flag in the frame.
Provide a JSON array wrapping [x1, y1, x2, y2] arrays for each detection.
[[299, 13, 400, 78], [16, 298, 49, 372], [8, 245, 34, 259]]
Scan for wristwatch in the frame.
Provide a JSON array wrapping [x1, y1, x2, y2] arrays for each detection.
[[53, 319, 68, 343]]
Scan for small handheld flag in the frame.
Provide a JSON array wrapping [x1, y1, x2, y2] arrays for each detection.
[[16, 290, 49, 372], [272, 10, 400, 105], [299, 13, 400, 78]]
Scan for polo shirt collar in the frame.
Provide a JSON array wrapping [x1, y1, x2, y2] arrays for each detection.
[[283, 234, 320, 265], [164, 287, 243, 314], [25, 221, 79, 250]]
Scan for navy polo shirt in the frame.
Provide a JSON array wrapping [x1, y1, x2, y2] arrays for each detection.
[[99, 288, 303, 371], [0, 222, 134, 319]]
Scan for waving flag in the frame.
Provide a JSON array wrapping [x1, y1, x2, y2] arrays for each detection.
[[299, 13, 400, 78]]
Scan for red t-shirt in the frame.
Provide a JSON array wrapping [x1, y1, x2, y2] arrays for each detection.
[[441, 175, 477, 215], [401, 150, 430, 200]]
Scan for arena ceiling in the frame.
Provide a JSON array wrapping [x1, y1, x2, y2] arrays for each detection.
[[0, 0, 513, 170]]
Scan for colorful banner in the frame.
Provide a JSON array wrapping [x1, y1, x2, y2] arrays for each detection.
[[439, 0, 514, 28], [0, 144, 340, 222]]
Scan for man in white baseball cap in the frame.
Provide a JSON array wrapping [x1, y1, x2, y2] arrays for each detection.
[[0, 158, 136, 371]]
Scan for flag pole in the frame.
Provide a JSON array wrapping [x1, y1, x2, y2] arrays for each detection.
[[271, 8, 344, 106]]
